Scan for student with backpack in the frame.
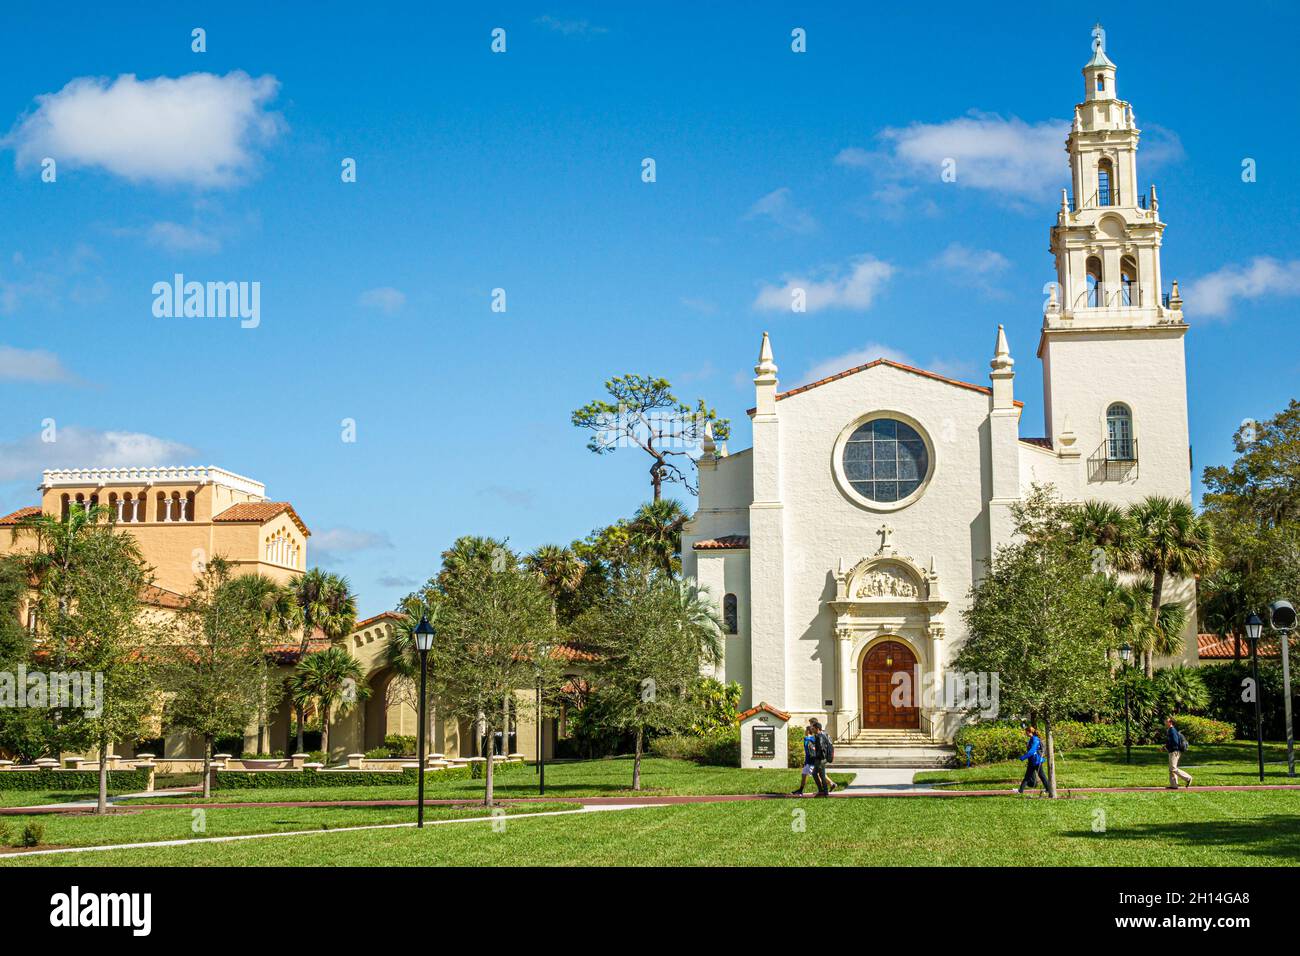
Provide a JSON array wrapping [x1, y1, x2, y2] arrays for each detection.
[[809, 719, 836, 797], [791, 722, 820, 796], [1015, 724, 1050, 795], [1165, 717, 1193, 789]]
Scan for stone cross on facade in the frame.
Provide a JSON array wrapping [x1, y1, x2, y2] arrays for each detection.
[[876, 523, 894, 552]]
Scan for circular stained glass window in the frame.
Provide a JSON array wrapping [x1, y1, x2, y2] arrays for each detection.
[[842, 418, 929, 504]]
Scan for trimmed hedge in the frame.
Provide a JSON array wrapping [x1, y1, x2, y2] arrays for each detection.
[[953, 719, 1188, 765], [1176, 715, 1234, 745], [0, 768, 149, 792], [213, 759, 526, 789]]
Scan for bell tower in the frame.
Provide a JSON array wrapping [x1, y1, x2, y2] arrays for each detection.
[[1038, 25, 1190, 505]]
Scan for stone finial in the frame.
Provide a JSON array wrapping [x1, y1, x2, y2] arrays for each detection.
[[1170, 279, 1182, 309], [700, 420, 716, 458], [990, 325, 1014, 372], [754, 331, 778, 384]]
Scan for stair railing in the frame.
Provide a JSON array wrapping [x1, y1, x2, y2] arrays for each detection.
[[835, 712, 862, 743]]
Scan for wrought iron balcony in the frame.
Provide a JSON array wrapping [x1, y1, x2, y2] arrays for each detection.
[[1087, 438, 1139, 482]]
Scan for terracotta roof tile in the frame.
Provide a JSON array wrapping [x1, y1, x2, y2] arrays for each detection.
[[551, 644, 600, 663], [141, 584, 186, 609], [694, 535, 750, 550], [1198, 633, 1279, 660], [354, 611, 404, 629], [0, 506, 41, 525], [736, 701, 790, 723], [213, 501, 310, 536], [1021, 437, 1053, 449]]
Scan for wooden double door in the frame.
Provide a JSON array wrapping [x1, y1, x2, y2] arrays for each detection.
[[861, 640, 920, 729]]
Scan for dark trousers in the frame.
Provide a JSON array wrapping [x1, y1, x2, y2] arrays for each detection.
[[812, 760, 829, 794], [1019, 761, 1049, 792]]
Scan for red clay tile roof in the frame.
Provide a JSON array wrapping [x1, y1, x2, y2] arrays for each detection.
[[736, 701, 791, 723], [1021, 437, 1053, 449], [694, 535, 750, 550], [747, 358, 1024, 414], [141, 584, 186, 610], [0, 506, 41, 525], [354, 611, 404, 630], [1198, 633, 1279, 660], [551, 644, 600, 664], [213, 501, 310, 536]]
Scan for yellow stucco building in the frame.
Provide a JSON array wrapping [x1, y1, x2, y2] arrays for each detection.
[[1, 465, 562, 763]]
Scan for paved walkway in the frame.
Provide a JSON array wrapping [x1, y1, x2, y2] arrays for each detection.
[[5, 780, 1300, 815]]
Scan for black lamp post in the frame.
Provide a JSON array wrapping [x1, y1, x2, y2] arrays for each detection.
[[1119, 643, 1133, 764], [413, 614, 436, 827], [1270, 600, 1297, 777], [1245, 612, 1265, 783]]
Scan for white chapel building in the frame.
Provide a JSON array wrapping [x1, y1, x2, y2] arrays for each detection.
[[683, 31, 1196, 745]]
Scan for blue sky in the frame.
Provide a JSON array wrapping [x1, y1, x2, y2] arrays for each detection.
[[2, 2, 1297, 616]]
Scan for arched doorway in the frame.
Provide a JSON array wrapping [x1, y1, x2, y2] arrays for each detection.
[[861, 640, 919, 729]]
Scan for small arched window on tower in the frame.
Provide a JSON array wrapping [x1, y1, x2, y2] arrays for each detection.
[[1086, 257, 1103, 308], [1096, 73, 1105, 93], [1097, 158, 1114, 206], [1106, 403, 1134, 461], [723, 594, 738, 635], [1120, 256, 1138, 306]]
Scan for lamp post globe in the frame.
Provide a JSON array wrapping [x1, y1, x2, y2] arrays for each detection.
[[413, 614, 435, 826]]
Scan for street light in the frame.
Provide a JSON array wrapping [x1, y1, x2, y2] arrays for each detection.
[[1270, 601, 1297, 777], [413, 614, 436, 827], [1119, 643, 1133, 765], [1245, 612, 1265, 783]]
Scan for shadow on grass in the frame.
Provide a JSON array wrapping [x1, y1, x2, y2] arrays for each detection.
[[1064, 814, 1300, 863]]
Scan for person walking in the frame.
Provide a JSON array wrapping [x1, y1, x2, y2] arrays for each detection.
[[1015, 724, 1050, 795], [810, 719, 836, 797], [791, 722, 819, 796], [1165, 717, 1193, 789]]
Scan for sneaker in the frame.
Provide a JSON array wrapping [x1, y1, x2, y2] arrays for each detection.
[[1183, 777, 1192, 789], [790, 789, 804, 796]]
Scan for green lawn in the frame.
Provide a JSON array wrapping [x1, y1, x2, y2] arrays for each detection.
[[0, 801, 579, 851], [117, 757, 853, 805], [5, 789, 1297, 866], [915, 742, 1297, 790]]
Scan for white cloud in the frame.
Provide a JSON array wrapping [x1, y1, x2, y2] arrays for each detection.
[[377, 574, 419, 589], [535, 15, 607, 36], [840, 111, 1182, 207], [0, 345, 78, 383], [358, 287, 406, 313], [794, 342, 976, 390], [754, 255, 894, 313], [0, 426, 194, 482], [479, 485, 537, 508], [144, 221, 221, 253], [744, 187, 818, 235], [879, 112, 1068, 198], [932, 243, 1011, 299], [1185, 257, 1300, 319], [5, 71, 283, 187], [313, 527, 393, 553], [799, 342, 913, 386]]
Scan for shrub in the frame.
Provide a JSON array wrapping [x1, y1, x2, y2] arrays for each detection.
[[20, 822, 44, 847], [214, 758, 526, 789], [1202, 660, 1299, 740], [788, 724, 812, 769], [685, 679, 742, 735], [0, 819, 11, 846], [364, 747, 392, 759], [1176, 715, 1235, 744], [651, 728, 740, 766], [383, 735, 418, 756], [0, 769, 149, 792], [953, 722, 1026, 764]]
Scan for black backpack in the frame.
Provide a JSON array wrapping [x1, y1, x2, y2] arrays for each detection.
[[1177, 730, 1189, 753], [817, 731, 834, 764]]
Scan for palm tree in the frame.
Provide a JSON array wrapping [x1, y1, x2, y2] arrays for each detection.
[[670, 579, 725, 670], [1069, 500, 1136, 571], [628, 499, 687, 575], [284, 569, 357, 750], [1127, 496, 1216, 675], [1200, 568, 1252, 663], [226, 574, 301, 754], [525, 544, 586, 623], [294, 647, 370, 761]]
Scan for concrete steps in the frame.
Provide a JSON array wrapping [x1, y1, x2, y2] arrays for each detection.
[[831, 730, 955, 768]]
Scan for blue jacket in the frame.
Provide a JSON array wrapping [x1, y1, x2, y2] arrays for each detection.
[[1166, 725, 1182, 752], [802, 735, 816, 764], [1018, 734, 1043, 766]]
